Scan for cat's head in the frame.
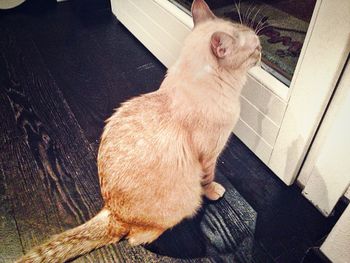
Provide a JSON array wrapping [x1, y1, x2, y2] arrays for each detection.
[[189, 0, 261, 70]]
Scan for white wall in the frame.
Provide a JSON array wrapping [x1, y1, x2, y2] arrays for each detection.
[[321, 204, 350, 262]]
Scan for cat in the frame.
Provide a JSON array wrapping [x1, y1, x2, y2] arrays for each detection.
[[16, 0, 261, 262]]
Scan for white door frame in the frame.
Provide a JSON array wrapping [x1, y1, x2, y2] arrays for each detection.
[[298, 57, 350, 217], [111, 0, 350, 185]]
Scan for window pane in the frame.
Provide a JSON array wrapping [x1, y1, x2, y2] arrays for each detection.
[[168, 0, 316, 86]]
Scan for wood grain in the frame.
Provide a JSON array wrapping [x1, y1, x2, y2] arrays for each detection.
[[0, 25, 183, 263], [25, 7, 165, 148], [0, 70, 25, 261], [0, 2, 343, 263]]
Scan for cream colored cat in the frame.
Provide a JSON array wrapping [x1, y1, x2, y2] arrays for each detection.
[[16, 0, 261, 262]]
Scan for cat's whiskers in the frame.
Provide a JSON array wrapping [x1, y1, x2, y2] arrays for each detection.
[[254, 16, 264, 33], [250, 7, 263, 30], [256, 22, 270, 35], [246, 5, 257, 28], [253, 7, 272, 34], [242, 4, 253, 25], [234, 0, 243, 25], [255, 17, 269, 35]]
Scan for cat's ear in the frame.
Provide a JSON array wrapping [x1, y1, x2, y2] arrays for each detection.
[[191, 0, 215, 26], [210, 31, 238, 59]]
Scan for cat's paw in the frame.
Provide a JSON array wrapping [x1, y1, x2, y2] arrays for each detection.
[[203, 182, 225, 201]]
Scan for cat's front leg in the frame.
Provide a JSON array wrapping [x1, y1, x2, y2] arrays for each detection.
[[203, 182, 226, 201], [201, 161, 226, 201]]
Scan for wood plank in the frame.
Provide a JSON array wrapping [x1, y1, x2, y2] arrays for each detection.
[[0, 143, 23, 263], [25, 6, 165, 148], [0, 68, 27, 263], [0, 25, 107, 262], [203, 172, 274, 263], [0, 23, 176, 263]]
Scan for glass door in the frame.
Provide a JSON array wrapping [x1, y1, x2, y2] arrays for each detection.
[[111, 0, 350, 185]]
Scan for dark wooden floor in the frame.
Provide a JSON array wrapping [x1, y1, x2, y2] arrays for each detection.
[[0, 2, 342, 263]]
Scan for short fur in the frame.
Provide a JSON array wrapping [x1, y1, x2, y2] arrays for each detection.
[[16, 1, 261, 262]]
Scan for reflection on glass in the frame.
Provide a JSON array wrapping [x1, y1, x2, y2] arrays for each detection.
[[169, 0, 316, 86]]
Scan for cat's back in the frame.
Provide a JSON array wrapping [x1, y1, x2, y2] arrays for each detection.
[[98, 90, 194, 180], [101, 91, 174, 146]]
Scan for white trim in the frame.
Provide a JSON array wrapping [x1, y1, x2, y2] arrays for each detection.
[[285, 0, 321, 100], [153, 0, 193, 28], [345, 187, 350, 201]]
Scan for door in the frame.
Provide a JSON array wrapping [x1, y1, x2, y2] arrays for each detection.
[[299, 57, 350, 217], [110, 0, 350, 185]]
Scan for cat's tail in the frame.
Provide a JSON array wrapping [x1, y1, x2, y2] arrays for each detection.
[[15, 208, 128, 263]]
